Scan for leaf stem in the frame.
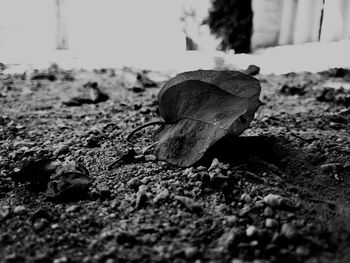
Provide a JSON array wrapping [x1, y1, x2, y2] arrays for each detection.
[[127, 121, 165, 142]]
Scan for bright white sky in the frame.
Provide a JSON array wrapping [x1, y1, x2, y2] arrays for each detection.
[[0, 0, 186, 51], [0, 0, 350, 74]]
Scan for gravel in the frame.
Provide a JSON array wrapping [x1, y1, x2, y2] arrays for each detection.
[[0, 66, 349, 262]]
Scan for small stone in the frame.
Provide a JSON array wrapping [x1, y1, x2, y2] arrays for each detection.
[[265, 218, 279, 228], [184, 246, 198, 259], [100, 229, 115, 240], [280, 84, 306, 96], [252, 260, 269, 263], [208, 158, 220, 171], [0, 62, 6, 71], [13, 205, 26, 214], [175, 195, 202, 213], [240, 193, 251, 203], [225, 215, 238, 226], [135, 191, 148, 209], [209, 168, 221, 179], [281, 223, 296, 239], [239, 205, 251, 216], [339, 108, 350, 116], [65, 205, 78, 213], [134, 155, 144, 161], [154, 189, 169, 203], [263, 194, 283, 207], [250, 240, 259, 247], [127, 178, 142, 191], [144, 154, 157, 162], [296, 245, 310, 256], [138, 185, 147, 193], [140, 176, 151, 184], [33, 252, 50, 263], [246, 225, 257, 237], [218, 230, 239, 250], [53, 256, 68, 263], [317, 87, 335, 102], [19, 146, 29, 153], [51, 223, 60, 229], [245, 64, 260, 76], [182, 167, 193, 176], [214, 204, 226, 213], [33, 218, 48, 231], [320, 163, 342, 173], [187, 172, 199, 182], [263, 207, 273, 217], [0, 206, 10, 219], [31, 208, 52, 223], [196, 166, 207, 171], [295, 219, 305, 227], [53, 145, 69, 156]]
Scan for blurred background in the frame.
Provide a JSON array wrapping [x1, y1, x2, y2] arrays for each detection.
[[0, 0, 350, 73]]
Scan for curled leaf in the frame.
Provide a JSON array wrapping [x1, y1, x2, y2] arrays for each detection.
[[10, 158, 91, 202], [46, 163, 91, 202], [154, 70, 262, 167], [9, 158, 58, 192]]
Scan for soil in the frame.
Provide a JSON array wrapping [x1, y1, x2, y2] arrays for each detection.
[[0, 65, 349, 263]]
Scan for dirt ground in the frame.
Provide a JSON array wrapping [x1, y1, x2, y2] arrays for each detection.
[[0, 65, 349, 263]]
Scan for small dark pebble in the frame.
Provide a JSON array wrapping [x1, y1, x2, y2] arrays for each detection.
[[127, 178, 142, 192], [31, 208, 52, 223], [135, 191, 148, 209], [137, 72, 157, 87], [31, 72, 57, 81], [245, 64, 260, 76], [131, 86, 145, 93], [317, 87, 335, 102], [116, 232, 137, 245], [280, 84, 306, 96]]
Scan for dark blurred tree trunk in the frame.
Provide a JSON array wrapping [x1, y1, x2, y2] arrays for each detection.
[[205, 0, 253, 53]]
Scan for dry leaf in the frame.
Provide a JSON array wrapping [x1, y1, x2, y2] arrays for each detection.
[[10, 158, 91, 202], [154, 70, 262, 167], [46, 163, 91, 201]]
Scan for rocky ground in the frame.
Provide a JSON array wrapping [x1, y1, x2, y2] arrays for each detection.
[[0, 64, 349, 263]]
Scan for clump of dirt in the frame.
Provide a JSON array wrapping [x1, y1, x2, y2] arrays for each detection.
[[0, 65, 349, 262]]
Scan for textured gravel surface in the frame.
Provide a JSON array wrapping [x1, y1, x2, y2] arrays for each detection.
[[0, 65, 350, 263]]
